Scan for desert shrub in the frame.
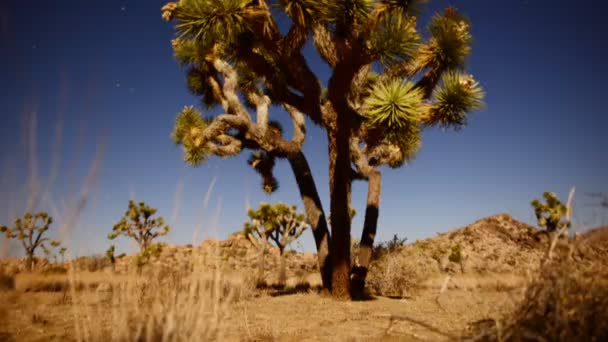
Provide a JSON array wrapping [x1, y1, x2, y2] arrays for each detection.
[[468, 258, 608, 341], [0, 267, 14, 290], [72, 255, 112, 272], [40, 266, 68, 275], [449, 244, 463, 263], [374, 234, 408, 260], [354, 234, 408, 263], [366, 252, 424, 298]]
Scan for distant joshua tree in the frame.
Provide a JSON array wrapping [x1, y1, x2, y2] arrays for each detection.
[[531, 192, 571, 234], [244, 203, 308, 287], [108, 200, 170, 261], [1, 212, 61, 271]]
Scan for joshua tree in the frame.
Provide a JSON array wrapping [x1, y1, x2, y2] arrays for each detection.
[[531, 192, 571, 234], [532, 190, 575, 260], [106, 245, 116, 268], [163, 0, 483, 299], [0, 212, 60, 271], [108, 200, 170, 254], [244, 202, 308, 287], [59, 247, 67, 264]]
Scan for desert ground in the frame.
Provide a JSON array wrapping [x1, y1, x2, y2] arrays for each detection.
[[1, 214, 606, 341]]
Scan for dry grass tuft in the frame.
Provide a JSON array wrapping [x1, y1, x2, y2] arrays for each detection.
[[467, 253, 608, 341], [71, 268, 251, 341]]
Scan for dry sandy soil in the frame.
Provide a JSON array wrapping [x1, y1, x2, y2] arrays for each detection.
[[0, 214, 605, 341]]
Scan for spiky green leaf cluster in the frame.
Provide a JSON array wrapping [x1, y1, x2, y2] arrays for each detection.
[[364, 78, 425, 155], [369, 14, 420, 65], [431, 70, 484, 128], [108, 200, 170, 253], [172, 105, 210, 166], [531, 192, 571, 233], [278, 0, 334, 28], [417, 7, 471, 71], [172, 0, 260, 54], [281, 0, 374, 28], [374, 0, 428, 19]]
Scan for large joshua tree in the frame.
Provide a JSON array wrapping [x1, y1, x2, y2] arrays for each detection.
[[163, 0, 484, 299]]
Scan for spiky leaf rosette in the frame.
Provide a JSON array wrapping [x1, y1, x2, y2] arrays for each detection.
[[170, 0, 262, 54], [278, 0, 337, 29], [430, 70, 484, 128], [172, 106, 210, 166], [248, 151, 279, 194], [364, 78, 425, 158], [415, 7, 471, 72], [288, 0, 373, 29], [369, 14, 420, 65]]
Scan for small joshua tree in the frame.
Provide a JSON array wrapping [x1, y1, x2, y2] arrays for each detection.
[[0, 212, 60, 271], [244, 203, 308, 287], [531, 192, 571, 234], [59, 247, 67, 264], [532, 191, 573, 260], [108, 200, 170, 265], [106, 245, 116, 268]]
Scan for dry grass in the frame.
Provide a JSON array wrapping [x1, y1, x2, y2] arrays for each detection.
[[0, 266, 15, 290], [466, 241, 608, 341], [71, 269, 252, 341]]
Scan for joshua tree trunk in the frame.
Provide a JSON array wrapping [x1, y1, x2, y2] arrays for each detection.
[[25, 251, 35, 271], [257, 247, 266, 286], [351, 170, 381, 299], [287, 151, 332, 291], [278, 248, 287, 288], [328, 125, 353, 300]]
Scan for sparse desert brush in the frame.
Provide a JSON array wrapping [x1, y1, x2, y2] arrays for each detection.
[[72, 255, 113, 273], [366, 251, 425, 298], [468, 258, 608, 341]]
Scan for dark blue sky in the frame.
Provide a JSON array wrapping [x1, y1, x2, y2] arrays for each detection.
[[0, 1, 605, 256]]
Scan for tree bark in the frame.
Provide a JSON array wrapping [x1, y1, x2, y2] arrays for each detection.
[[287, 152, 332, 291], [257, 247, 266, 286], [26, 251, 35, 272], [278, 248, 287, 288], [328, 124, 352, 300], [351, 170, 381, 300]]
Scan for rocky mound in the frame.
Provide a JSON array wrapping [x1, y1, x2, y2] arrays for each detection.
[[369, 214, 547, 283], [108, 232, 319, 284]]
